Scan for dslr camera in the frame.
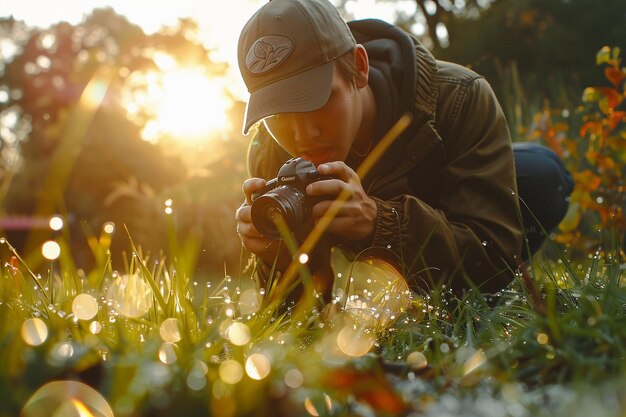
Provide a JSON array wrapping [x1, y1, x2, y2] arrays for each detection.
[[251, 157, 334, 239]]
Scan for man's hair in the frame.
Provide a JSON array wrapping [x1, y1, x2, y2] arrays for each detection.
[[334, 48, 358, 86]]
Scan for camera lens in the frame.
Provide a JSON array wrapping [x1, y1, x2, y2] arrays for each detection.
[[251, 185, 307, 239]]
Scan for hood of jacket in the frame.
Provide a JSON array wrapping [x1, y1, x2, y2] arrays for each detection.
[[347, 19, 443, 191]]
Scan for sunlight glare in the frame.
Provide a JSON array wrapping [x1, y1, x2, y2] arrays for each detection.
[[125, 63, 232, 143]]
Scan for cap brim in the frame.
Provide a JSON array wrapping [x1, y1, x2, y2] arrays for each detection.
[[242, 62, 333, 135]]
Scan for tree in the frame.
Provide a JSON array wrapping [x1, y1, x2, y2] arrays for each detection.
[[0, 9, 244, 273]]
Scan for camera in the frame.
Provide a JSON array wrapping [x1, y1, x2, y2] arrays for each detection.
[[251, 157, 334, 239]]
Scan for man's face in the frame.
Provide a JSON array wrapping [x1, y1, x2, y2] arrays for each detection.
[[262, 65, 362, 167]]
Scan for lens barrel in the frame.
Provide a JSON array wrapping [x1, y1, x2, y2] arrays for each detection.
[[250, 185, 307, 239]]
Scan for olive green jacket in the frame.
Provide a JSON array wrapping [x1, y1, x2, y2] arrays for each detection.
[[246, 19, 523, 293]]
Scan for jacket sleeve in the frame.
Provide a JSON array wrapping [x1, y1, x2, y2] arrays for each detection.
[[369, 76, 523, 293]]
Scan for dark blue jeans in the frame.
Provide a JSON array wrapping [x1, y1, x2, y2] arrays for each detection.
[[513, 142, 574, 259]]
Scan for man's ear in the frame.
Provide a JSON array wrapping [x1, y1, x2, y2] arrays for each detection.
[[354, 44, 369, 88]]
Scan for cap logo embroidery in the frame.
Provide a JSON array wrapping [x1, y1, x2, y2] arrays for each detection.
[[245, 35, 293, 74]]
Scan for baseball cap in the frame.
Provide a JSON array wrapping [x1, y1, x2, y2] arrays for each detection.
[[237, 0, 356, 134]]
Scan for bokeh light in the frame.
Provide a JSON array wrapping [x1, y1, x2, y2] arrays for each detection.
[[245, 353, 271, 380], [89, 321, 102, 335], [102, 222, 115, 234], [186, 369, 207, 391], [463, 349, 487, 376], [219, 359, 243, 385], [284, 368, 304, 389], [158, 342, 177, 364], [238, 288, 261, 315], [49, 215, 63, 231], [21, 318, 48, 346], [160, 318, 182, 343], [407, 351, 428, 370], [304, 394, 332, 417], [227, 322, 250, 346], [72, 293, 99, 321], [336, 322, 375, 357], [41, 240, 61, 260], [105, 273, 153, 318], [331, 248, 411, 330], [21, 380, 113, 417]]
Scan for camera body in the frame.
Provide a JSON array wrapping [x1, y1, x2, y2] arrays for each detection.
[[251, 157, 334, 239]]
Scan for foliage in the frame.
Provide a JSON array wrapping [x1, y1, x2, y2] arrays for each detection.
[[0, 10, 247, 277], [525, 46, 626, 251], [434, 0, 626, 131]]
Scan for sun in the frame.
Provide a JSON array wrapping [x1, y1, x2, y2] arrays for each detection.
[[123, 57, 233, 143]]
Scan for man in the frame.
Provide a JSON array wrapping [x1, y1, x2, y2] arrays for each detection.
[[234, 0, 572, 298]]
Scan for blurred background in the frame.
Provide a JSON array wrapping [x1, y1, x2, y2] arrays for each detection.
[[0, 0, 624, 278]]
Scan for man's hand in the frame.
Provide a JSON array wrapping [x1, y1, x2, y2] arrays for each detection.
[[235, 178, 289, 267], [307, 161, 377, 242]]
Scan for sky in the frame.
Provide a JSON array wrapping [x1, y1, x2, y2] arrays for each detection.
[[0, 0, 418, 80]]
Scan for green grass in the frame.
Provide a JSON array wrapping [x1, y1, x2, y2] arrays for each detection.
[[1, 224, 625, 417]]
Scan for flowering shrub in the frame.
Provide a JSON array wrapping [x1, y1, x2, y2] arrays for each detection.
[[527, 46, 626, 249]]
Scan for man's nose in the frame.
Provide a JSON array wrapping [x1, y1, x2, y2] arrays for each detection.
[[290, 113, 320, 143]]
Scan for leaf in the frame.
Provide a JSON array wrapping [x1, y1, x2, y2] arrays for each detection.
[[602, 87, 622, 109], [574, 169, 601, 191], [580, 120, 601, 137], [610, 111, 626, 129], [582, 87, 601, 103], [605, 67, 626, 88], [323, 367, 407, 414], [596, 46, 612, 66], [559, 202, 581, 233], [254, 40, 271, 60], [612, 46, 622, 63]]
